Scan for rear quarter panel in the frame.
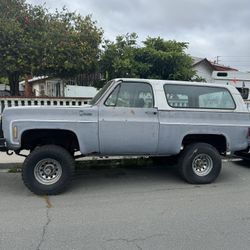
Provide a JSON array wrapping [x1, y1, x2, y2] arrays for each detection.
[[155, 82, 250, 155], [157, 110, 249, 154]]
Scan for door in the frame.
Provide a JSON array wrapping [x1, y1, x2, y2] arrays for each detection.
[[99, 81, 159, 155]]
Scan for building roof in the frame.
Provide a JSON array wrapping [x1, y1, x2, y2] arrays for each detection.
[[192, 57, 205, 65], [211, 63, 238, 71], [192, 57, 238, 71], [19, 76, 49, 85]]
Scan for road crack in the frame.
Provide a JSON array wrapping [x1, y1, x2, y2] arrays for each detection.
[[105, 233, 167, 249], [36, 196, 52, 250]]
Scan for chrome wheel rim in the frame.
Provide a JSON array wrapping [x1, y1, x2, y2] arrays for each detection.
[[192, 154, 213, 176], [34, 158, 62, 185]]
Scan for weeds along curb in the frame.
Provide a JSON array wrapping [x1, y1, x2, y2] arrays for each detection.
[[1, 157, 151, 174], [0, 163, 22, 173]]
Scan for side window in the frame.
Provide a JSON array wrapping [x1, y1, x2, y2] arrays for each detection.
[[165, 92, 189, 108], [105, 82, 154, 108], [105, 85, 120, 106], [164, 84, 235, 110], [164, 85, 190, 108], [199, 90, 235, 109]]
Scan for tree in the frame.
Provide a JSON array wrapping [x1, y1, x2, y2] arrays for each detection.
[[136, 37, 195, 80], [0, 0, 31, 95], [0, 0, 103, 95], [100, 34, 196, 83], [36, 11, 103, 78], [100, 33, 141, 80]]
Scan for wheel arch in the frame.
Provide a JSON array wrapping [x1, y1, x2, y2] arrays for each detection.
[[20, 129, 80, 153], [182, 133, 228, 154]]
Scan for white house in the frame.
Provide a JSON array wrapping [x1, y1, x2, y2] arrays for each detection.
[[192, 57, 238, 82], [0, 84, 10, 97], [19, 76, 98, 98], [64, 85, 97, 98]]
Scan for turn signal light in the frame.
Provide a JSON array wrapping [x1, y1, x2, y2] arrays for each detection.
[[13, 126, 17, 139]]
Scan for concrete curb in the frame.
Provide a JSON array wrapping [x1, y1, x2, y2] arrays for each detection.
[[0, 163, 22, 170]]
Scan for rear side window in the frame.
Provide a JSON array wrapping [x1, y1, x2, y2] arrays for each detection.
[[164, 84, 235, 110]]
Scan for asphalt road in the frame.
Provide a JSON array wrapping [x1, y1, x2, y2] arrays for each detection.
[[0, 158, 250, 250]]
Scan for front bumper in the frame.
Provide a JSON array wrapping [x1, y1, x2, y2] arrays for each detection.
[[0, 138, 7, 152]]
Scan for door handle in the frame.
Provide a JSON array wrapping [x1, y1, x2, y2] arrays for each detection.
[[145, 111, 158, 115]]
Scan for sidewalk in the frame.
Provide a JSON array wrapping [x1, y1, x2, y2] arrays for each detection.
[[0, 152, 25, 169]]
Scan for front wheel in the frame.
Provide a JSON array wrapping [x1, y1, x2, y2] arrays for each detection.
[[178, 143, 222, 184], [22, 145, 75, 195]]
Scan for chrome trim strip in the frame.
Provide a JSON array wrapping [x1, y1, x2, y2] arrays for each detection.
[[160, 122, 249, 127]]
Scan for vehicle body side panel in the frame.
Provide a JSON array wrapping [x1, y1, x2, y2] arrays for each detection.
[[157, 110, 249, 154], [2, 106, 99, 154], [98, 106, 159, 155]]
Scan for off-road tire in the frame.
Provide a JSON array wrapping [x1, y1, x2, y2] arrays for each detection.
[[22, 145, 75, 195], [178, 143, 221, 184]]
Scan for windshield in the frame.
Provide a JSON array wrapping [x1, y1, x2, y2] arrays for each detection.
[[90, 80, 114, 105]]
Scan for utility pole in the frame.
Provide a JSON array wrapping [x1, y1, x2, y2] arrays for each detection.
[[216, 56, 220, 64]]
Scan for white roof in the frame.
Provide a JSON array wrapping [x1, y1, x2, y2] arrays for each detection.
[[19, 76, 49, 85], [112, 78, 239, 95]]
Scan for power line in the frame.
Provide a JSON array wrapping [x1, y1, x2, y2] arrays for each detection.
[[217, 56, 250, 58], [219, 60, 250, 63], [211, 56, 250, 68], [212, 56, 250, 62]]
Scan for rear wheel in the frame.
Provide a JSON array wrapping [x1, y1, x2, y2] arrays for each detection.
[[178, 143, 221, 184], [22, 145, 75, 195]]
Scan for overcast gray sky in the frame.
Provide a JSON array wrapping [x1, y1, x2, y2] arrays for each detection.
[[27, 0, 250, 71]]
